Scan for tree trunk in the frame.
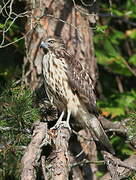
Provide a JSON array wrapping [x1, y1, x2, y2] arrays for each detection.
[[23, 0, 97, 90], [23, 0, 98, 179]]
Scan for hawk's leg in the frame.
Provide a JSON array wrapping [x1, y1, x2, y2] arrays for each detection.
[[50, 110, 71, 131], [50, 111, 65, 130], [66, 109, 71, 131]]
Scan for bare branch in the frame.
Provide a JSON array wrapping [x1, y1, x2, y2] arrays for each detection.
[[121, 58, 136, 77], [99, 116, 128, 135], [102, 151, 120, 180], [21, 121, 50, 180], [41, 155, 48, 180], [50, 123, 71, 180], [0, 0, 30, 47], [101, 151, 136, 180], [71, 159, 104, 168]]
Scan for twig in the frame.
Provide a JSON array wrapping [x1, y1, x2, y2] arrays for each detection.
[[0, 23, 38, 48], [72, 129, 94, 141], [41, 156, 48, 180], [72, 0, 96, 8], [76, 149, 84, 158], [99, 116, 128, 135], [121, 58, 136, 77], [71, 159, 104, 168], [115, 76, 124, 93]]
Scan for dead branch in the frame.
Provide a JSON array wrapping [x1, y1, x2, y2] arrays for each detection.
[[69, 154, 84, 180], [0, 0, 30, 48], [77, 129, 98, 180], [102, 151, 120, 180], [99, 116, 128, 135], [20, 117, 136, 180], [50, 123, 71, 180], [115, 76, 124, 93], [21, 121, 50, 180], [101, 151, 136, 180], [41, 155, 48, 180], [117, 155, 136, 179], [71, 159, 104, 167], [100, 116, 136, 148]]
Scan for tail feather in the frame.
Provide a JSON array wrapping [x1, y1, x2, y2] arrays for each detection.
[[89, 115, 115, 155]]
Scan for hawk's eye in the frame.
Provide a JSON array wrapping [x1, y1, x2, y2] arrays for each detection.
[[48, 40, 54, 43]]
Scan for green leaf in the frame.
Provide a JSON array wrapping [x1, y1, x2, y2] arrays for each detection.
[[126, 29, 136, 39], [96, 51, 132, 76], [110, 30, 125, 45], [129, 54, 136, 66], [0, 23, 4, 29], [103, 39, 119, 57], [108, 57, 133, 76], [98, 90, 136, 118], [121, 147, 133, 156], [112, 91, 136, 109], [101, 107, 125, 118], [96, 25, 108, 33], [112, 9, 124, 16]]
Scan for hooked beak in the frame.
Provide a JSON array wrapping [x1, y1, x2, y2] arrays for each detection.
[[40, 41, 49, 49]]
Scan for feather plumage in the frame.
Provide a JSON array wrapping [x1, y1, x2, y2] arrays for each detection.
[[40, 36, 115, 154]]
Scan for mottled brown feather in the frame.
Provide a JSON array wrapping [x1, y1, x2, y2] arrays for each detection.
[[54, 49, 98, 115]]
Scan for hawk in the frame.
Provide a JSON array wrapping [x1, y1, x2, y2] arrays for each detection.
[[40, 36, 114, 154]]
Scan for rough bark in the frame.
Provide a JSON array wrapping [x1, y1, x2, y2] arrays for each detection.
[[50, 125, 71, 180], [23, 1, 99, 178], [21, 121, 49, 180], [23, 0, 97, 90], [101, 152, 136, 180], [77, 130, 98, 180], [21, 120, 136, 179]]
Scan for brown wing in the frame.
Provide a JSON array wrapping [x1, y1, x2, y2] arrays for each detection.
[[67, 58, 98, 115]]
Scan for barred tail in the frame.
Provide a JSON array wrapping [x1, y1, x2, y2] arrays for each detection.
[[89, 115, 115, 155]]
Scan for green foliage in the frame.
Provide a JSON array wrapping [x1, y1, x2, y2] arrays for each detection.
[[127, 172, 136, 180], [95, 25, 108, 32], [94, 1, 136, 172], [94, 35, 133, 76], [129, 54, 136, 66], [94, 0, 136, 119], [127, 29, 136, 39], [0, 83, 40, 128], [0, 82, 40, 179], [97, 90, 136, 118], [111, 136, 133, 158]]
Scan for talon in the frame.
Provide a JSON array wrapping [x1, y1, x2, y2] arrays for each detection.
[[50, 111, 65, 130], [50, 110, 71, 132]]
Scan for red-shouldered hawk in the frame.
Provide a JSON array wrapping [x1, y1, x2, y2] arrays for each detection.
[[40, 36, 114, 154]]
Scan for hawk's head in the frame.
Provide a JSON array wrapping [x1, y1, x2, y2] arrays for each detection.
[[40, 36, 65, 53]]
